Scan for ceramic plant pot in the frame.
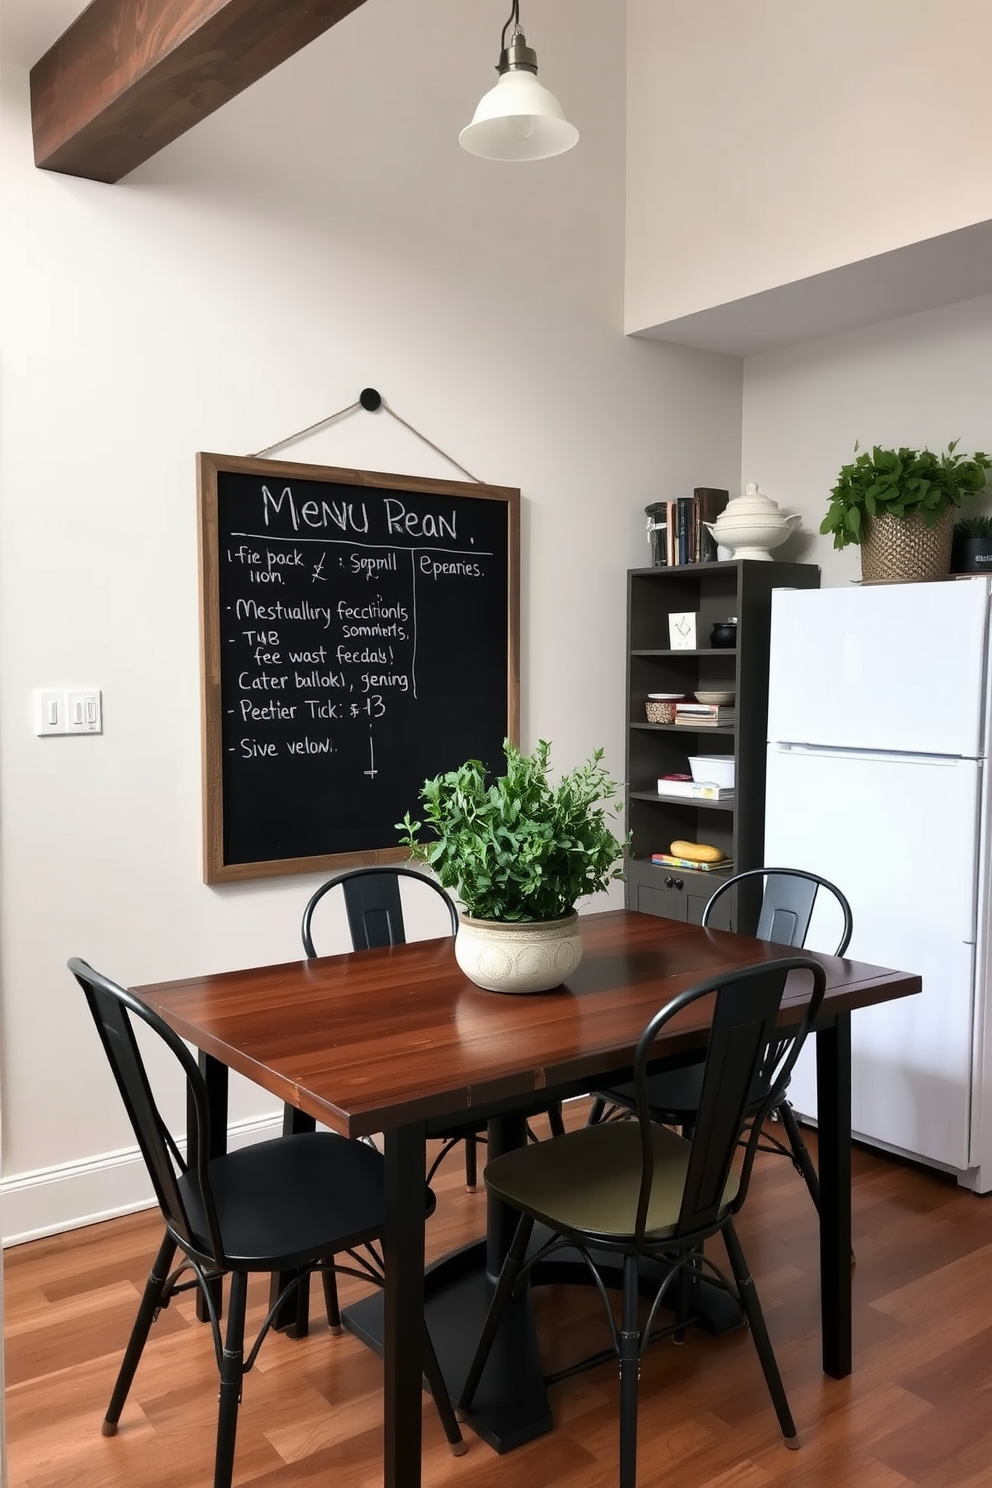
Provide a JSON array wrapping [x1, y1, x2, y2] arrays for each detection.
[[454, 911, 582, 994], [951, 534, 992, 574]]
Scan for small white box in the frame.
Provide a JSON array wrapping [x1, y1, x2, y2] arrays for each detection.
[[687, 754, 735, 788]]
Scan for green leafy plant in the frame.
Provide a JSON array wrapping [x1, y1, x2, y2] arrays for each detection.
[[397, 739, 626, 922], [820, 440, 991, 551], [954, 515, 992, 539]]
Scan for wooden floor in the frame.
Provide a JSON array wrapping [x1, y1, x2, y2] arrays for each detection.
[[6, 1105, 992, 1488]]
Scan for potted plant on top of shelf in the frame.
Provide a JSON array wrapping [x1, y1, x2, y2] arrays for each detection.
[[820, 440, 991, 582], [397, 738, 626, 994], [952, 514, 992, 574]]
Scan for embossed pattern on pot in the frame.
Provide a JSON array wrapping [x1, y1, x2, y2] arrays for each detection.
[[454, 912, 582, 994]]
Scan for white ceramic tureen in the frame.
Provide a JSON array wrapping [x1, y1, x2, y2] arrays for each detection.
[[703, 483, 800, 561]]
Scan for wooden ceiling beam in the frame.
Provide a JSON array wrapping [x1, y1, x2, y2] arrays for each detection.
[[30, 0, 368, 184]]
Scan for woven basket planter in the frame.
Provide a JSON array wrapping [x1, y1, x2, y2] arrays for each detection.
[[860, 508, 954, 583]]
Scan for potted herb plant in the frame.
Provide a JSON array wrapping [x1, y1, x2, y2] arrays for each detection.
[[952, 515, 992, 574], [820, 440, 991, 581], [397, 738, 626, 993]]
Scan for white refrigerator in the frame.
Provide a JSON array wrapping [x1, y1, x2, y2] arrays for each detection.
[[764, 578, 992, 1193]]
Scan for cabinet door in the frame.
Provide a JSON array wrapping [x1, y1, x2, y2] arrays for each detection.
[[631, 877, 686, 921]]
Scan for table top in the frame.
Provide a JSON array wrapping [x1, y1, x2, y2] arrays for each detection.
[[131, 909, 920, 1140]]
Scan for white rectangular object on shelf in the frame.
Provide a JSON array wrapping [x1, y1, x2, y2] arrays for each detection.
[[687, 755, 734, 787]]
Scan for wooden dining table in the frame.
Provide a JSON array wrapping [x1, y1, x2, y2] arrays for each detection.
[[130, 908, 920, 1488]]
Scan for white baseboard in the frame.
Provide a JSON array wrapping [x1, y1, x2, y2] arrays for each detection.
[[1, 1114, 283, 1248]]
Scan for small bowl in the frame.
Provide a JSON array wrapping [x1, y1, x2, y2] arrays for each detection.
[[645, 693, 684, 724], [694, 690, 735, 706]]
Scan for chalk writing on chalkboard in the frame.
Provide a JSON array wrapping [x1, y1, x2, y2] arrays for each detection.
[[198, 453, 520, 884]]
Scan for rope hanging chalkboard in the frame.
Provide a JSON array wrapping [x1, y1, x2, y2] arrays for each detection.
[[247, 389, 483, 485], [197, 449, 519, 883]]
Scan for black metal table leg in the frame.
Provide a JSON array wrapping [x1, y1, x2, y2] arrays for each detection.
[[815, 1012, 852, 1378], [193, 1053, 227, 1324], [344, 1113, 553, 1456], [382, 1122, 427, 1488], [269, 1105, 317, 1335]]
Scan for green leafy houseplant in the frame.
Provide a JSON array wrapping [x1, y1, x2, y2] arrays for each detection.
[[954, 515, 992, 539], [397, 739, 626, 922], [820, 440, 992, 550]]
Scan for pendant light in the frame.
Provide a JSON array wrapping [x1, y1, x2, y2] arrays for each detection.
[[459, 1, 579, 162]]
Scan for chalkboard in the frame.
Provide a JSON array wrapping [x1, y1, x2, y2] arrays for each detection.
[[197, 452, 519, 883]]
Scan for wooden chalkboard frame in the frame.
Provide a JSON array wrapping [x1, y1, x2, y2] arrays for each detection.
[[197, 451, 520, 884]]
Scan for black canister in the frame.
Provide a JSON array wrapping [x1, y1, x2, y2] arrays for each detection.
[[710, 618, 737, 648]]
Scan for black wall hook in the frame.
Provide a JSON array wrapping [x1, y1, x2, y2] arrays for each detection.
[[359, 388, 382, 411]]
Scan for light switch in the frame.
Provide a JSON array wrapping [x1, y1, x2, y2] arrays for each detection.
[[66, 690, 102, 734], [34, 689, 64, 736], [34, 688, 103, 736]]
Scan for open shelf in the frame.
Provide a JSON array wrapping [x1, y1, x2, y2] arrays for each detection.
[[624, 560, 819, 930]]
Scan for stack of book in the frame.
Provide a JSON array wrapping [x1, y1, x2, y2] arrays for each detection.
[[651, 852, 733, 872], [674, 702, 736, 727], [648, 488, 729, 567], [656, 778, 734, 801]]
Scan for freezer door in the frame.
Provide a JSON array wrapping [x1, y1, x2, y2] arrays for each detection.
[[764, 743, 980, 1171], [767, 581, 990, 757]]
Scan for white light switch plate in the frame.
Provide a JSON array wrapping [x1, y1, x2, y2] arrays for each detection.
[[34, 689, 103, 736]]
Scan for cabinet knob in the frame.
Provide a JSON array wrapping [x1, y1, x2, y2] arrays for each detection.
[[664, 876, 674, 888], [674, 877, 684, 890]]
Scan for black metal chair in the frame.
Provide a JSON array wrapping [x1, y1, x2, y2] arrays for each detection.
[[283, 865, 565, 1339], [301, 866, 565, 1185], [300, 866, 486, 1191], [591, 868, 852, 1218], [458, 955, 827, 1488], [69, 957, 465, 1488]]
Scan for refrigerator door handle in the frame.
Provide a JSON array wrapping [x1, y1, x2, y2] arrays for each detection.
[[771, 741, 975, 766]]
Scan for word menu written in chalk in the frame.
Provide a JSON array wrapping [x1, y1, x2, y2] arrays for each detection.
[[198, 453, 519, 883]]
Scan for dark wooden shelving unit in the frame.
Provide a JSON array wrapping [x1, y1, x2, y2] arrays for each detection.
[[624, 559, 819, 929]]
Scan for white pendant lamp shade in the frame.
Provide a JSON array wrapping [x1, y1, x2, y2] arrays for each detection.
[[460, 69, 579, 161], [459, 9, 578, 162]]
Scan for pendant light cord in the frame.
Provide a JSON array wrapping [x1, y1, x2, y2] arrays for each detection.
[[247, 397, 483, 484], [501, 0, 521, 53]]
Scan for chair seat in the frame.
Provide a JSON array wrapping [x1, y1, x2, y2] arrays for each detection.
[[483, 1121, 739, 1244], [600, 1063, 705, 1119], [178, 1132, 435, 1269]]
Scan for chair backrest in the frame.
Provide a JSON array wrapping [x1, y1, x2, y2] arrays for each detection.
[[301, 865, 459, 957], [68, 957, 225, 1266], [702, 867, 853, 957], [631, 954, 827, 1249]]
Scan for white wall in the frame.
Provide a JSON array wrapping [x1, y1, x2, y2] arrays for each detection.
[[741, 293, 992, 586], [626, 0, 992, 333], [0, 0, 743, 1240]]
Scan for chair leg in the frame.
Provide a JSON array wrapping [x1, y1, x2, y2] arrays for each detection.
[[426, 1134, 460, 1185], [463, 1135, 478, 1192], [618, 1253, 641, 1488], [214, 1270, 248, 1488], [421, 1325, 467, 1456], [671, 1251, 694, 1345], [777, 1100, 821, 1210], [102, 1231, 178, 1435], [777, 1101, 855, 1265], [457, 1214, 535, 1416], [321, 1263, 343, 1335], [587, 1096, 608, 1126], [547, 1101, 566, 1138], [722, 1221, 799, 1448]]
